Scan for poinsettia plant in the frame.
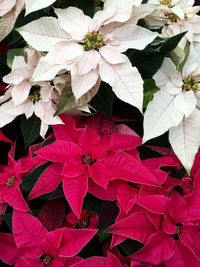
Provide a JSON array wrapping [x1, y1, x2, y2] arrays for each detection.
[[0, 0, 200, 266]]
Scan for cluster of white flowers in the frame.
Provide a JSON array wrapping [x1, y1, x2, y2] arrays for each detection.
[[0, 48, 63, 137], [0, 0, 200, 172], [142, 0, 200, 172]]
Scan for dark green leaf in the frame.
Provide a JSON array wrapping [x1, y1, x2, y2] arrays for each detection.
[[0, 62, 10, 79], [118, 239, 143, 256], [90, 82, 114, 116], [54, 0, 94, 17], [83, 193, 102, 214], [127, 33, 186, 79], [137, 18, 149, 28], [128, 50, 164, 79], [145, 32, 187, 54], [3, 213, 12, 232], [98, 201, 119, 228], [21, 162, 50, 192], [170, 41, 190, 72], [48, 184, 65, 200], [143, 79, 158, 108], [98, 229, 111, 243], [20, 114, 41, 148], [55, 86, 76, 115], [73, 0, 94, 16], [159, 32, 187, 53], [7, 48, 24, 68]]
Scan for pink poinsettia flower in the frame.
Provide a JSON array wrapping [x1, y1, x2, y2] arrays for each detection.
[[81, 113, 142, 152], [18, 1, 157, 110], [0, 143, 45, 212], [0, 153, 29, 212], [29, 115, 159, 217], [53, 114, 142, 152], [0, 164, 29, 212], [29, 127, 110, 217], [0, 210, 97, 267], [130, 191, 200, 266], [107, 209, 157, 247]]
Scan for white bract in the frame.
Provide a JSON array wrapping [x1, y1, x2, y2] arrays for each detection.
[[25, 0, 56, 15], [17, 1, 157, 111], [145, 0, 200, 48], [0, 49, 63, 138], [143, 49, 200, 173], [0, 0, 24, 41]]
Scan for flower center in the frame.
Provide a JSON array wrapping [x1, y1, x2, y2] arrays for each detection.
[[82, 154, 95, 165], [166, 12, 179, 22], [171, 223, 182, 240], [160, 0, 173, 7], [6, 175, 16, 188], [76, 216, 91, 229], [182, 75, 199, 93], [41, 254, 53, 267], [82, 31, 104, 51], [28, 87, 42, 103]]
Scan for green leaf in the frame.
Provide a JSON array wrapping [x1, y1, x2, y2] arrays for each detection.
[[3, 213, 12, 232], [127, 33, 186, 79], [143, 79, 159, 108], [83, 193, 102, 214], [170, 41, 190, 72], [74, 0, 94, 17], [145, 32, 187, 54], [159, 32, 187, 54], [54, 0, 94, 17], [98, 229, 111, 243], [55, 86, 76, 115], [7, 48, 24, 68], [21, 162, 50, 192], [118, 239, 143, 256], [90, 82, 114, 116], [55, 76, 100, 115], [0, 62, 10, 79], [128, 50, 164, 79], [20, 114, 41, 148]]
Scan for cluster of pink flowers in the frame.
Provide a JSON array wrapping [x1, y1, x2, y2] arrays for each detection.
[[0, 114, 200, 267]]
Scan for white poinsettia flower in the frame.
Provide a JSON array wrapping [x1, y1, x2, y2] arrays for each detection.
[[0, 0, 24, 41], [0, 83, 63, 138], [143, 48, 200, 172], [0, 48, 63, 138], [145, 0, 200, 48], [18, 1, 157, 111], [2, 48, 41, 106]]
